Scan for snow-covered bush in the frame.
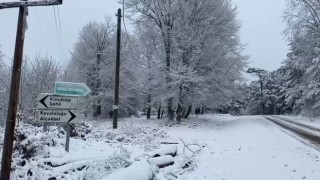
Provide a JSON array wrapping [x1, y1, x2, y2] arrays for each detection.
[[79, 121, 168, 149], [70, 122, 92, 139], [9, 123, 66, 179], [13, 123, 65, 159]]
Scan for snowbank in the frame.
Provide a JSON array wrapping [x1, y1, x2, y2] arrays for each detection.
[[100, 160, 156, 180]]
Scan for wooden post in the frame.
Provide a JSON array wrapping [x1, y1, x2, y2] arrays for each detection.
[[0, 6, 27, 180], [113, 9, 121, 129], [0, 1, 63, 179]]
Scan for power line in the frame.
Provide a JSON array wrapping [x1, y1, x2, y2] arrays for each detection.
[[122, 0, 129, 49], [52, 6, 63, 59], [25, 34, 37, 54], [121, 0, 136, 66], [56, 6, 65, 61], [34, 7, 47, 49]]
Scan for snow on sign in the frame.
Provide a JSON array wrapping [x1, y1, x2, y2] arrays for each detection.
[[37, 93, 78, 110], [38, 109, 78, 123], [54, 81, 92, 96]]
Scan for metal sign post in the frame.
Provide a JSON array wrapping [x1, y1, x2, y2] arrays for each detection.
[[37, 82, 91, 152], [65, 123, 70, 152]]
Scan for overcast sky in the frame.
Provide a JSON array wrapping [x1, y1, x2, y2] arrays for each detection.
[[0, 0, 289, 71], [234, 0, 289, 71]]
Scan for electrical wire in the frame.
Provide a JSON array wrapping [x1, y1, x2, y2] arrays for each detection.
[[34, 7, 48, 49], [121, 0, 135, 62], [52, 6, 63, 60], [57, 6, 65, 61], [122, 0, 129, 48]]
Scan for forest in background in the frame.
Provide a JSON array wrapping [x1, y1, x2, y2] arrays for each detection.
[[1, 0, 320, 125], [245, 0, 320, 117]]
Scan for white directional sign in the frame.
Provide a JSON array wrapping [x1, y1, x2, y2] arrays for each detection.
[[37, 93, 78, 110], [38, 109, 78, 123]]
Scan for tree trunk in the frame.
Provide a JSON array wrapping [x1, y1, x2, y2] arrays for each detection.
[[109, 110, 113, 119], [161, 109, 165, 119], [176, 103, 182, 124], [93, 53, 102, 118], [147, 54, 152, 120], [147, 93, 151, 119], [163, 8, 174, 122], [201, 107, 204, 115], [195, 108, 200, 115], [184, 105, 192, 119], [157, 104, 161, 119], [93, 99, 101, 118], [259, 75, 264, 115], [147, 106, 151, 119], [166, 42, 174, 121]]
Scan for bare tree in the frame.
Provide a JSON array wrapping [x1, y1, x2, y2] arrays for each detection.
[[0, 46, 10, 125], [20, 54, 62, 119]]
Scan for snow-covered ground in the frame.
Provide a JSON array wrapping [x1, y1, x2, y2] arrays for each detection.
[[173, 115, 320, 180], [1, 114, 320, 179]]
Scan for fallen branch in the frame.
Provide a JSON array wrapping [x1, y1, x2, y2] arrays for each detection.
[[160, 142, 179, 145], [179, 138, 195, 154], [140, 128, 147, 134]]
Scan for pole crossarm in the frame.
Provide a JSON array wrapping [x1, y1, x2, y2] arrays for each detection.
[[0, 0, 62, 9]]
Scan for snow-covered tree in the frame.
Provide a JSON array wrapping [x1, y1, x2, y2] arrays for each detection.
[[68, 17, 145, 118], [127, 0, 247, 122], [126, 0, 178, 121], [69, 18, 115, 118], [0, 46, 10, 125], [19, 54, 62, 120], [135, 20, 166, 119], [247, 68, 268, 114], [283, 0, 320, 116]]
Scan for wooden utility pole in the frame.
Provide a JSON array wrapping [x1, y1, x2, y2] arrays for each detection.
[[0, 1, 63, 180], [113, 9, 122, 129]]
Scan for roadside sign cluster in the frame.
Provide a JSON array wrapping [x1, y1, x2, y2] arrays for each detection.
[[37, 82, 91, 124], [37, 82, 92, 152]]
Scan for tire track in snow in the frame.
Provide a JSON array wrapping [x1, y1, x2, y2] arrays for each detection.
[[263, 116, 320, 151]]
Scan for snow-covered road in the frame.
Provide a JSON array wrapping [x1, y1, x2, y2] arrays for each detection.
[[168, 115, 320, 180]]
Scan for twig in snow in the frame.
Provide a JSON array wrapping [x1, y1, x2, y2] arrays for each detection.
[[179, 138, 195, 154], [160, 142, 179, 145], [140, 128, 147, 134]]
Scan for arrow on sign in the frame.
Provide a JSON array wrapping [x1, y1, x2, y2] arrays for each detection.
[[37, 93, 78, 109], [38, 109, 79, 123], [68, 110, 76, 123], [40, 95, 49, 108]]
